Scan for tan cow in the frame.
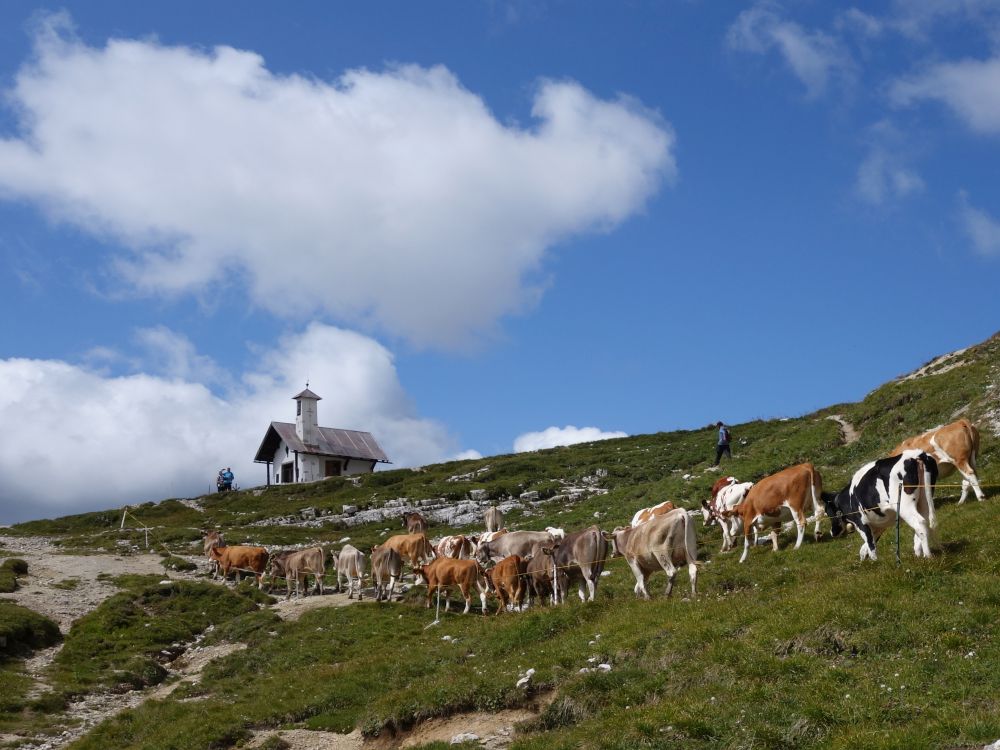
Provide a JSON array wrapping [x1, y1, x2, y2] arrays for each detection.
[[371, 545, 403, 601], [738, 463, 823, 564], [336, 545, 366, 599], [202, 530, 224, 578], [268, 546, 325, 598], [382, 533, 435, 566], [417, 557, 488, 615], [382, 533, 435, 583], [208, 545, 269, 588], [484, 506, 504, 533], [402, 511, 428, 534], [892, 418, 984, 503], [485, 554, 530, 614], [609, 507, 699, 598], [629, 500, 677, 527]]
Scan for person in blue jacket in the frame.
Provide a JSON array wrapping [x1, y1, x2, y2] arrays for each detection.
[[219, 467, 235, 491], [713, 422, 732, 466]]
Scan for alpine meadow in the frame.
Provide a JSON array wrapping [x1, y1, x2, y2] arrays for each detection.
[[1, 331, 998, 750]]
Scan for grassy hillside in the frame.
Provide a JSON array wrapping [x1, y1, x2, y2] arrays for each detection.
[[2, 330, 999, 749]]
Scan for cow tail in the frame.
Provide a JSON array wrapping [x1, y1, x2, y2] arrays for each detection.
[[809, 466, 822, 520], [923, 455, 938, 530], [682, 512, 700, 566]]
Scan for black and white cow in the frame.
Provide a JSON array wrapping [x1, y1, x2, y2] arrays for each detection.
[[822, 450, 938, 561]]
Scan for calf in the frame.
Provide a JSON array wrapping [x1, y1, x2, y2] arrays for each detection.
[[738, 463, 823, 564], [417, 557, 488, 615], [208, 545, 269, 589], [402, 511, 428, 534], [336, 544, 367, 599], [371, 545, 402, 601], [609, 508, 699, 598], [484, 506, 504, 533], [485, 554, 530, 614], [549, 526, 609, 603], [823, 450, 938, 561], [268, 546, 325, 598], [202, 530, 224, 578], [630, 500, 677, 527], [892, 418, 983, 503]]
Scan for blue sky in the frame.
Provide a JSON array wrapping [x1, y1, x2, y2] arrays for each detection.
[[1, 1, 998, 522]]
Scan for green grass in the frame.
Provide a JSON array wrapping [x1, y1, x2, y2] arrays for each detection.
[[3, 331, 997, 749], [0, 558, 28, 593], [48, 576, 267, 696], [0, 600, 61, 657]]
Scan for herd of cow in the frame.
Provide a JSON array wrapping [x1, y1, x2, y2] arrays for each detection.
[[199, 419, 985, 614]]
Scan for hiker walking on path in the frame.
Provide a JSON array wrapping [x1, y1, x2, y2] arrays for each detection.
[[713, 422, 732, 466]]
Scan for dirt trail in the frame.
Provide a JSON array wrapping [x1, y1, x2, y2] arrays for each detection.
[[0, 534, 199, 631], [247, 706, 537, 750], [826, 415, 860, 445], [0, 535, 213, 749]]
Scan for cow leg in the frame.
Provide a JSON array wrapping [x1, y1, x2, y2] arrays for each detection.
[[388, 574, 398, 601], [316, 573, 324, 596], [720, 520, 732, 552], [769, 528, 780, 552], [357, 572, 364, 601], [739, 533, 752, 564], [957, 465, 984, 503], [899, 501, 932, 558], [687, 561, 698, 597], [790, 506, 806, 549], [627, 559, 649, 599], [857, 522, 878, 561], [460, 583, 471, 614]]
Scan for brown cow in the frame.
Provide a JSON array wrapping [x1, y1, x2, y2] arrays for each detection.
[[382, 533, 435, 583], [402, 511, 428, 533], [417, 557, 488, 615], [267, 546, 325, 598], [371, 545, 403, 601], [892, 418, 984, 503], [737, 463, 823, 564], [629, 500, 677, 527], [609, 508, 699, 598], [208, 545, 269, 588], [485, 554, 530, 614], [202, 530, 224, 578]]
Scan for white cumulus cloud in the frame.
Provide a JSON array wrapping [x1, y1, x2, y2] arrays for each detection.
[[0, 323, 467, 523], [727, 2, 853, 97], [513, 425, 628, 453], [891, 56, 1000, 134], [0, 15, 676, 350]]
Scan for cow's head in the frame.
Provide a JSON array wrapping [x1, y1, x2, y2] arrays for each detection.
[[822, 491, 846, 537], [700, 498, 715, 526], [475, 541, 492, 565]]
